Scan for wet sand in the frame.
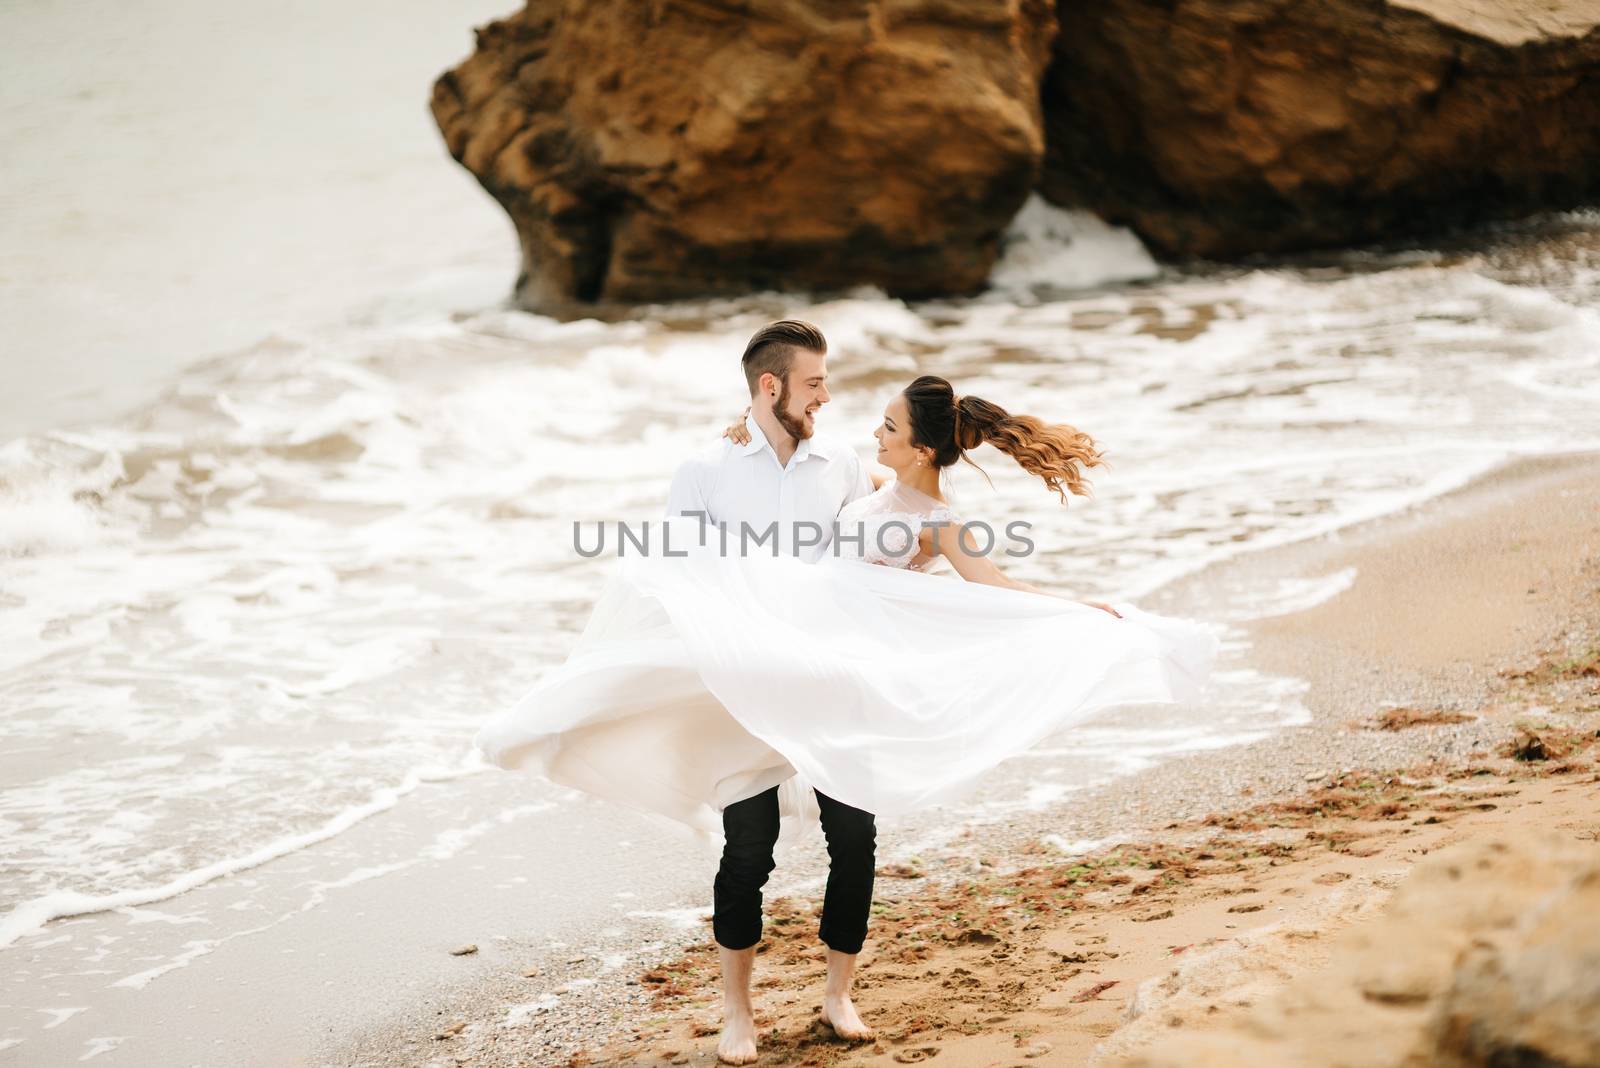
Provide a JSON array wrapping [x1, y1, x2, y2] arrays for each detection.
[[335, 451, 1600, 1067]]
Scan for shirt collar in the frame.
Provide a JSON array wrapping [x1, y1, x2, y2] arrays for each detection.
[[739, 416, 833, 462]]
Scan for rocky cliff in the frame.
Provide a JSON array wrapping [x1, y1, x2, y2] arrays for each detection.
[[433, 0, 1600, 306], [1042, 0, 1600, 258], [432, 0, 1054, 308]]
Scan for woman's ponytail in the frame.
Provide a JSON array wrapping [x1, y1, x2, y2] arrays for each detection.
[[963, 396, 1104, 501]]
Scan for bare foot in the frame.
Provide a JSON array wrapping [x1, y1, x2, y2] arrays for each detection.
[[820, 995, 874, 1042], [717, 1011, 758, 1065]]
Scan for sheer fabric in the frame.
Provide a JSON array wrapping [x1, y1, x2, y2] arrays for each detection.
[[476, 481, 1218, 843]]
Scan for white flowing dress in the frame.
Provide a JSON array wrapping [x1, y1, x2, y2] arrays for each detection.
[[476, 479, 1218, 842]]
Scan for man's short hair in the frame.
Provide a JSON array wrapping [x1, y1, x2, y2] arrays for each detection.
[[741, 320, 827, 395]]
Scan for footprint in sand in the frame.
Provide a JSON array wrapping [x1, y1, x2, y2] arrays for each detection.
[[893, 1047, 941, 1063]]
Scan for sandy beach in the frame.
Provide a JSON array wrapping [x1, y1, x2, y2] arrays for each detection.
[[8, 4, 1600, 1064], [328, 450, 1599, 1067]]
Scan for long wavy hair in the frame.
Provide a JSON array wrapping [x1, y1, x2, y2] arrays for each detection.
[[901, 375, 1106, 502]]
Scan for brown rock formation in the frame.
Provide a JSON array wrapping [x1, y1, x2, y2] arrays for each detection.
[[1042, 0, 1600, 259], [1429, 864, 1600, 1067], [431, 0, 1054, 309], [1109, 831, 1600, 1067]]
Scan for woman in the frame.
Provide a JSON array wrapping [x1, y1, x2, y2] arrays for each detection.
[[476, 375, 1217, 832], [725, 374, 1122, 612]]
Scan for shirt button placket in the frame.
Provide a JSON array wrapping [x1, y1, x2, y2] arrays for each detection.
[[778, 464, 794, 558]]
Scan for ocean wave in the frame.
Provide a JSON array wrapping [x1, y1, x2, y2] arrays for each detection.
[[2, 218, 1599, 962]]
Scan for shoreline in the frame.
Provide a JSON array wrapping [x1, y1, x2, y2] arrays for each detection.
[[334, 450, 1600, 1066]]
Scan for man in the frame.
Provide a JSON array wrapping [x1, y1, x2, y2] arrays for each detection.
[[665, 319, 877, 1065]]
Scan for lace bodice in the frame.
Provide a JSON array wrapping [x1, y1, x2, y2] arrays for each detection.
[[835, 479, 959, 572]]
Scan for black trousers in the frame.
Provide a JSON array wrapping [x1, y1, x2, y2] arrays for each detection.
[[712, 786, 876, 954]]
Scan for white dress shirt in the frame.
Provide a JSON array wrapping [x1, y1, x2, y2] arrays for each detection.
[[665, 416, 874, 562]]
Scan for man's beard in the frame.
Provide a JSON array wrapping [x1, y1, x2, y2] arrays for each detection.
[[772, 377, 813, 441]]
